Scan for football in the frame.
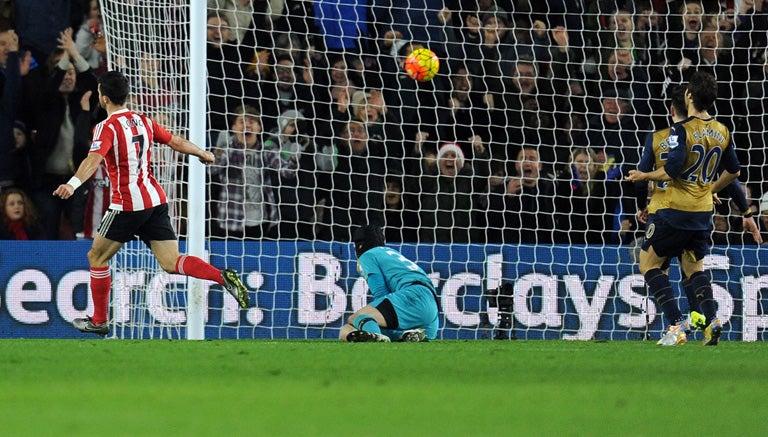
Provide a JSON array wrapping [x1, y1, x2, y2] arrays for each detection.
[[404, 48, 439, 82]]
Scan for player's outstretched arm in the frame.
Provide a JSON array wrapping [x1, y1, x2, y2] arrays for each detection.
[[52, 152, 104, 199], [167, 135, 214, 164], [714, 176, 760, 243], [711, 170, 741, 194]]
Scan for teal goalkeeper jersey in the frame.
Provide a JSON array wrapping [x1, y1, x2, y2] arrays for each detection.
[[357, 246, 435, 300]]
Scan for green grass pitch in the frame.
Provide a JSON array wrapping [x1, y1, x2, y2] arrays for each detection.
[[1, 339, 766, 436]]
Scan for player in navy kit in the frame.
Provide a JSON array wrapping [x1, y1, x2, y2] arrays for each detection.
[[627, 71, 761, 346], [631, 84, 760, 345], [341, 225, 440, 342]]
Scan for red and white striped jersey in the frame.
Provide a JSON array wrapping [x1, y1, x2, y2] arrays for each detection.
[[89, 108, 173, 211]]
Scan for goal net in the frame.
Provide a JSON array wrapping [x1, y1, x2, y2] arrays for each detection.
[[102, 0, 768, 341], [100, 1, 192, 339]]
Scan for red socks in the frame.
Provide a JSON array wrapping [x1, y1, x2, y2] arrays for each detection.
[[90, 266, 111, 325], [89, 257, 223, 325], [175, 255, 223, 285]]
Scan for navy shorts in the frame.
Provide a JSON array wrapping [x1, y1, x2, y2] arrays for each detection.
[[97, 204, 177, 244], [641, 215, 709, 262]]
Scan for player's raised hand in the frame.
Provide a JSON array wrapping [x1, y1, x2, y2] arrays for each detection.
[[743, 216, 762, 244]]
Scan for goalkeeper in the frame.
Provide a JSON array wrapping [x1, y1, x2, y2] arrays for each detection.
[[341, 225, 439, 342]]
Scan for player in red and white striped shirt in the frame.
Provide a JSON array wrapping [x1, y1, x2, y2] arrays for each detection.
[[53, 71, 249, 336]]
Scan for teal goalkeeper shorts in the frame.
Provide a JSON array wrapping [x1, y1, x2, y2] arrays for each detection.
[[371, 284, 439, 340]]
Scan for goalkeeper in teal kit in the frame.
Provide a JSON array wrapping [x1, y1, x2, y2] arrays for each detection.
[[340, 225, 440, 342]]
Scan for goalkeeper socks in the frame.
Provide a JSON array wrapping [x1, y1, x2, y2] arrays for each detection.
[[90, 266, 111, 325], [352, 314, 382, 335], [175, 255, 224, 284], [681, 275, 701, 313], [645, 268, 683, 325], [690, 271, 716, 322]]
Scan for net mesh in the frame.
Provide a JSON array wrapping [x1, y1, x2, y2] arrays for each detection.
[[101, 1, 190, 338], [101, 0, 768, 340]]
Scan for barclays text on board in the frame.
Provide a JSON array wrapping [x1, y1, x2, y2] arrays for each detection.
[[1, 241, 767, 340]]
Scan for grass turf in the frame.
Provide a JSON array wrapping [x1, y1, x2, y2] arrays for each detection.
[[1, 339, 766, 436]]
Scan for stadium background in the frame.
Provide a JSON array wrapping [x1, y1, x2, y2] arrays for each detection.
[[2, 1, 768, 340]]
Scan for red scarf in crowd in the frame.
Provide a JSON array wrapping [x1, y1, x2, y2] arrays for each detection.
[[7, 221, 29, 240]]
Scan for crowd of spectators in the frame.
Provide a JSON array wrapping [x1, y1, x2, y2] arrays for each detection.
[[1, 0, 768, 247]]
